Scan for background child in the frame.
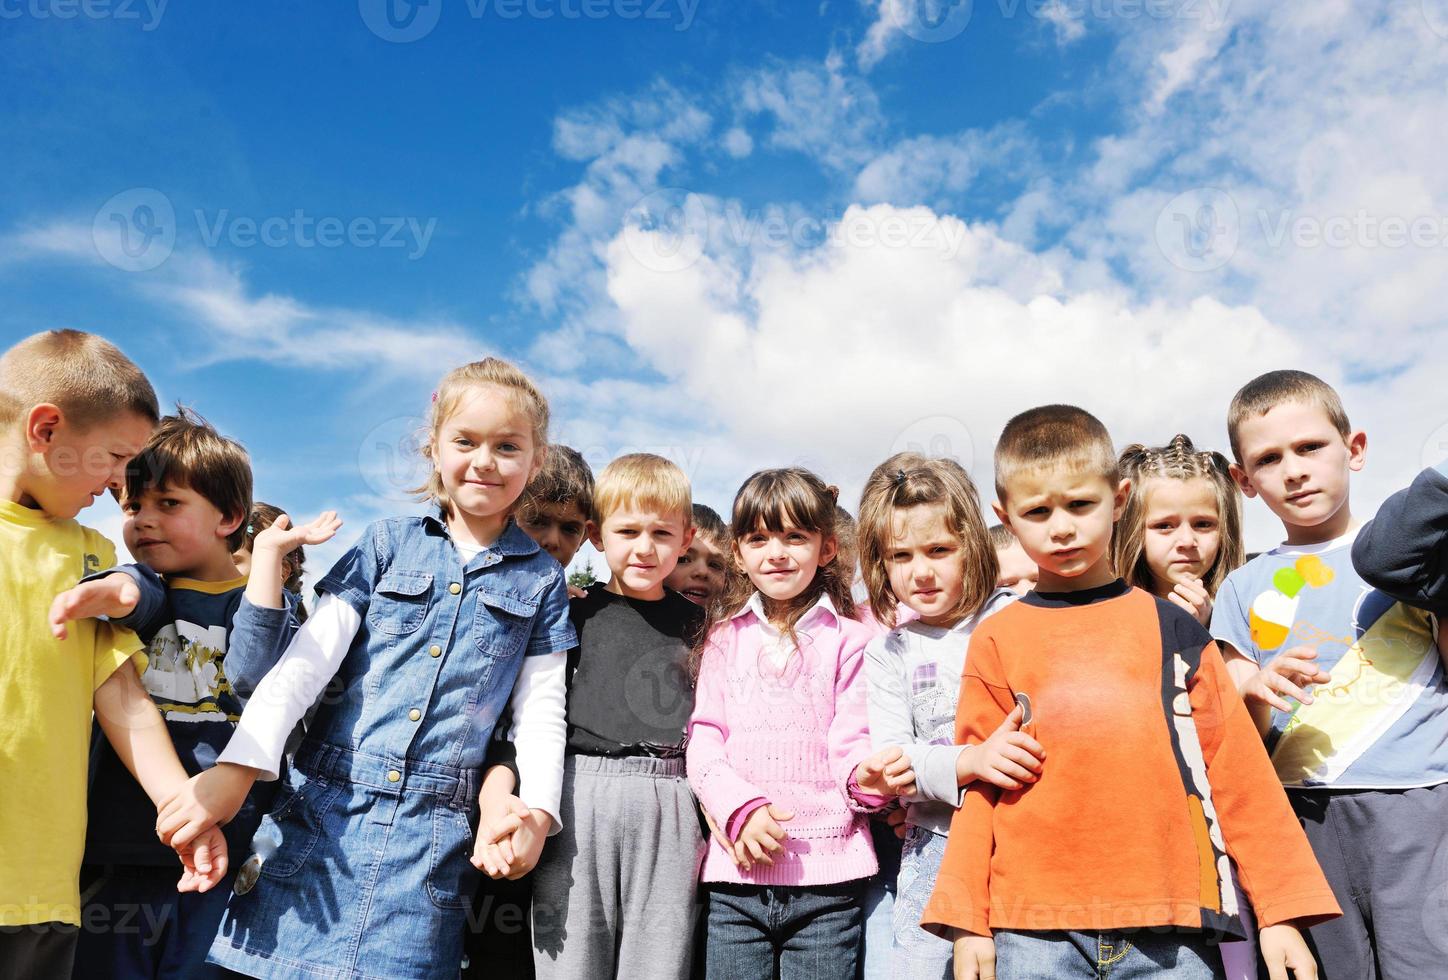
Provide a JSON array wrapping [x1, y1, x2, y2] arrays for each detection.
[[665, 502, 731, 608], [857, 453, 1039, 980], [155, 357, 575, 980], [1214, 371, 1448, 978], [0, 331, 226, 978], [686, 467, 910, 980], [988, 524, 1036, 595], [924, 404, 1336, 980], [1351, 454, 1448, 614], [1115, 434, 1244, 626], [519, 453, 705, 980], [52, 409, 312, 980], [233, 501, 309, 619], [518, 443, 594, 572]]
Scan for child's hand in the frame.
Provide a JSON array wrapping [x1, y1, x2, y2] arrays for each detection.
[[733, 803, 793, 871], [567, 584, 589, 599], [472, 795, 531, 878], [1166, 576, 1213, 626], [952, 932, 996, 980], [174, 823, 230, 894], [854, 746, 916, 797], [1258, 923, 1319, 979], [886, 804, 910, 840], [959, 704, 1045, 791], [156, 763, 257, 849], [701, 807, 743, 867], [1242, 646, 1331, 713], [49, 575, 140, 639], [501, 809, 551, 881], [255, 511, 342, 556]]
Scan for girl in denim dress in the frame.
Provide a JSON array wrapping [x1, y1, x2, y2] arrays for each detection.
[[157, 358, 576, 980]]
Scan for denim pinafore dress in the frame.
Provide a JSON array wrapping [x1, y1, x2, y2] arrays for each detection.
[[208, 513, 575, 980]]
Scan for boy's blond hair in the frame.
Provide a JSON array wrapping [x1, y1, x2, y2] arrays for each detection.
[[0, 329, 158, 432], [592, 453, 692, 526], [1227, 370, 1351, 464], [994, 404, 1118, 502], [125, 406, 253, 551]]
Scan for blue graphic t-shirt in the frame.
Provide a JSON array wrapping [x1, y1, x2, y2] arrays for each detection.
[[1213, 529, 1448, 789]]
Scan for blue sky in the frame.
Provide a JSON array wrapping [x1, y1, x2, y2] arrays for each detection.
[[4, 0, 1446, 578]]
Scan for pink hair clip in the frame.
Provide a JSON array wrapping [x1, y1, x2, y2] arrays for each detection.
[[431, 390, 438, 403]]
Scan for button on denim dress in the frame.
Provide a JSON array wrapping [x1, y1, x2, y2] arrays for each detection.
[[208, 514, 575, 980]]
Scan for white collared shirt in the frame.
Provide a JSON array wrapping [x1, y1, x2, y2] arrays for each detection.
[[733, 591, 841, 671]]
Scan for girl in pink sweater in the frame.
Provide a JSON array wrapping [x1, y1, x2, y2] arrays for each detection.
[[686, 467, 912, 979]]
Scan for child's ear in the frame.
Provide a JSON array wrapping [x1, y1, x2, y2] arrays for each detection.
[[1347, 429, 1367, 472], [1228, 462, 1257, 499], [24, 403, 63, 453], [991, 500, 1010, 526], [586, 520, 603, 550], [818, 534, 839, 568], [218, 508, 246, 542], [1111, 478, 1131, 522], [680, 525, 696, 550], [529, 444, 549, 482]]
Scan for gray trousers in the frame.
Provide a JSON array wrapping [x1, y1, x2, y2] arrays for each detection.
[[1290, 782, 1448, 980], [531, 754, 705, 980]]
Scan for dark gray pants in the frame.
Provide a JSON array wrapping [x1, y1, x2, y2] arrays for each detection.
[[1290, 783, 1448, 980], [531, 754, 705, 980], [0, 923, 77, 980]]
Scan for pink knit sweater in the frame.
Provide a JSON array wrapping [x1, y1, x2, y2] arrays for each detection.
[[686, 594, 883, 887]]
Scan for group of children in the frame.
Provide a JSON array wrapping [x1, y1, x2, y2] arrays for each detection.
[[1, 328, 1444, 980]]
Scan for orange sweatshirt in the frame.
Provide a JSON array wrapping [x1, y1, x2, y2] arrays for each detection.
[[921, 581, 1340, 940]]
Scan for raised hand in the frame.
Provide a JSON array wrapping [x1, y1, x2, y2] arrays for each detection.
[[255, 511, 343, 555]]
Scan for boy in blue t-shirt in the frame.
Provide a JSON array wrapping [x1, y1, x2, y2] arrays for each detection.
[[1213, 370, 1448, 978], [50, 408, 310, 979]]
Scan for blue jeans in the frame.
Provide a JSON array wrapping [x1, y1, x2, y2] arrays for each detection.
[[706, 881, 864, 980], [73, 864, 234, 980], [858, 818, 901, 980], [994, 930, 1227, 979]]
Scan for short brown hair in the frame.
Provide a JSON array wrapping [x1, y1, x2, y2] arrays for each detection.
[[126, 406, 252, 551], [592, 453, 692, 526], [858, 452, 999, 629], [691, 503, 728, 546], [520, 444, 594, 519], [994, 405, 1118, 502], [1113, 434, 1245, 597], [242, 502, 306, 595], [1227, 370, 1351, 464], [987, 524, 1016, 550], [0, 329, 158, 431]]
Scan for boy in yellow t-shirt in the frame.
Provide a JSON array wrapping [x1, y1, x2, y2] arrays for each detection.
[[0, 330, 229, 979]]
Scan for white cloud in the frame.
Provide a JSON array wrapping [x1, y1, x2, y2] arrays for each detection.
[[853, 126, 1032, 207], [722, 127, 754, 159], [733, 54, 883, 170]]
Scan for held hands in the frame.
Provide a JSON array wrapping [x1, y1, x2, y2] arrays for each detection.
[[953, 933, 997, 980], [1258, 924, 1320, 980], [958, 704, 1045, 791], [174, 824, 230, 894], [1242, 646, 1331, 713], [1166, 576, 1213, 626], [886, 804, 910, 840], [733, 804, 794, 871], [854, 746, 917, 798], [156, 763, 258, 850], [255, 511, 343, 556], [49, 575, 140, 639]]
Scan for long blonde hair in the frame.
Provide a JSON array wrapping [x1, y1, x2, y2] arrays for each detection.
[[1114, 434, 1244, 597], [413, 358, 550, 518], [857, 452, 999, 629]]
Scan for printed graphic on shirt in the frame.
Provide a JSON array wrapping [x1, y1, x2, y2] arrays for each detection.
[[141, 618, 235, 723], [910, 662, 953, 746], [1247, 554, 1335, 652], [84, 551, 103, 576], [1166, 652, 1236, 923], [1272, 590, 1438, 785]]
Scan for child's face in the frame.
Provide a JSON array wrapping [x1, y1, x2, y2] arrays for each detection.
[[1139, 476, 1221, 593], [1231, 400, 1365, 538], [665, 532, 729, 605], [521, 499, 589, 568], [19, 408, 153, 519], [734, 522, 837, 603], [883, 502, 968, 627], [995, 539, 1038, 596], [995, 467, 1128, 588], [232, 542, 252, 577], [591, 505, 693, 599], [122, 483, 242, 577], [431, 386, 544, 523]]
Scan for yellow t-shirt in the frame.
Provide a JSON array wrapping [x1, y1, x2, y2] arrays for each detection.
[[0, 499, 145, 926]]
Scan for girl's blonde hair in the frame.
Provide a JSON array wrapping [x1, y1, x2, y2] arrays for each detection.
[[858, 452, 999, 629], [413, 357, 550, 517], [1114, 434, 1244, 597], [697, 468, 856, 671]]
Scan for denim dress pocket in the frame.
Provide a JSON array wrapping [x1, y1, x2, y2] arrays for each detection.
[[258, 776, 345, 880], [473, 589, 538, 659], [426, 802, 480, 910], [367, 569, 435, 636]]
